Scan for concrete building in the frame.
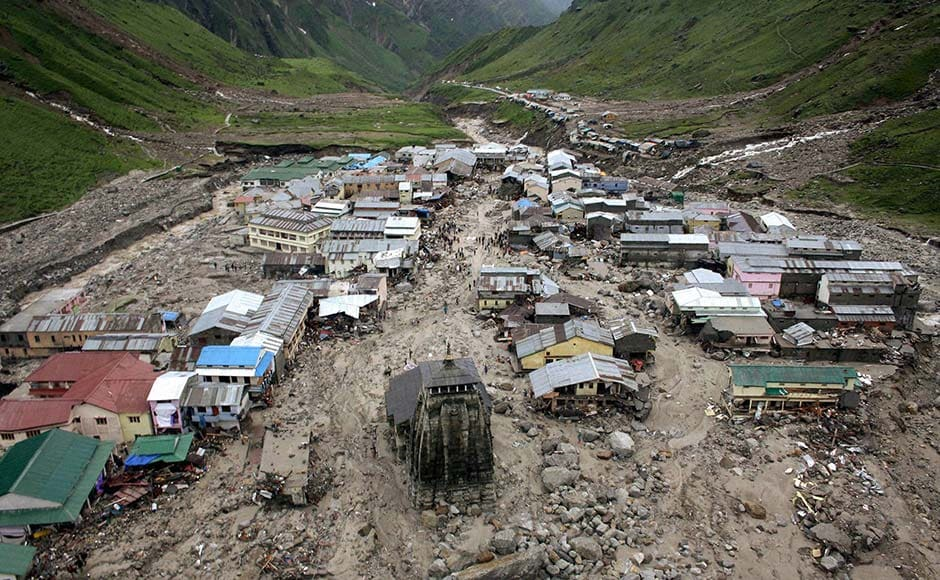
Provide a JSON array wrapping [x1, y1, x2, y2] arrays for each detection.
[[195, 346, 276, 401], [0, 399, 76, 449], [515, 319, 614, 371], [188, 289, 264, 347], [338, 174, 401, 200], [728, 364, 859, 413], [528, 353, 650, 417], [147, 371, 198, 434], [248, 209, 332, 253], [24, 313, 160, 358], [0, 429, 113, 529], [0, 287, 85, 359], [181, 383, 249, 431], [620, 234, 710, 267], [384, 216, 422, 240], [608, 319, 658, 359], [625, 211, 685, 234], [330, 218, 387, 240], [477, 266, 542, 310]]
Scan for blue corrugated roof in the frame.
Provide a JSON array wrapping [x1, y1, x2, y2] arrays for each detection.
[[256, 351, 275, 376], [196, 346, 262, 368], [161, 311, 181, 322], [361, 155, 388, 169]]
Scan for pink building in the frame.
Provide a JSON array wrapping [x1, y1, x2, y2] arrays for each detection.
[[728, 257, 782, 299]]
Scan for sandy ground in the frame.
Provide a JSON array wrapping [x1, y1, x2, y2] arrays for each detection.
[[11, 166, 935, 579], [3, 99, 937, 579]]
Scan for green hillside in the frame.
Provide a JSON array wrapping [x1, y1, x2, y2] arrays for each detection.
[[0, 0, 218, 132], [83, 0, 376, 96], [448, 0, 901, 100], [156, 0, 568, 90], [791, 109, 940, 234], [0, 96, 158, 224], [760, 2, 940, 119]]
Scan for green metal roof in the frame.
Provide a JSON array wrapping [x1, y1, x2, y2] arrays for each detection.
[[0, 543, 36, 577], [729, 365, 858, 387], [241, 156, 354, 182], [128, 433, 194, 464], [0, 429, 113, 526]]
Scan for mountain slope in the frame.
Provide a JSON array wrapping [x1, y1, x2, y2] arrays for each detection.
[[0, 0, 374, 223], [82, 0, 376, 96], [157, 0, 570, 89], [442, 0, 928, 102]]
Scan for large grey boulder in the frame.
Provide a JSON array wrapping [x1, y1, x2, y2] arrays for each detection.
[[608, 431, 635, 457], [569, 536, 603, 561], [541, 466, 579, 491]]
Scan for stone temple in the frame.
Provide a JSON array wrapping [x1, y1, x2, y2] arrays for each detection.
[[385, 356, 495, 509]]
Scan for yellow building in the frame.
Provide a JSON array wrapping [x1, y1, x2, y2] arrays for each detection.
[[249, 209, 332, 253], [515, 320, 615, 370], [25, 313, 159, 357]]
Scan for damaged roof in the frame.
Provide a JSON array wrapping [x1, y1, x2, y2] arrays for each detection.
[[515, 319, 614, 359], [529, 353, 637, 398]]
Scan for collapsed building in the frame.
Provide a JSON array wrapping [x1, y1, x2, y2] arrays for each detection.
[[528, 353, 651, 417], [728, 364, 860, 414], [385, 357, 494, 509]]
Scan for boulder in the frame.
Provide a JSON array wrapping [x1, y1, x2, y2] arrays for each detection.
[[811, 523, 853, 554], [743, 501, 767, 520], [819, 552, 845, 572], [428, 558, 450, 578], [491, 529, 517, 555], [608, 431, 635, 458], [541, 467, 579, 491], [578, 429, 601, 443], [452, 547, 546, 580], [569, 536, 603, 561]]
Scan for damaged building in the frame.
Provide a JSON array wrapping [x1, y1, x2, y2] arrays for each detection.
[[385, 357, 495, 509], [528, 353, 651, 418]]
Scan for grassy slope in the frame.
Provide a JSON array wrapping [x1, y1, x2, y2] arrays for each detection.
[[454, 0, 895, 99], [0, 96, 158, 223], [0, 0, 218, 132], [82, 0, 376, 96], [791, 109, 940, 234], [427, 27, 540, 81], [760, 2, 940, 119], [156, 0, 424, 90], [223, 103, 466, 150]]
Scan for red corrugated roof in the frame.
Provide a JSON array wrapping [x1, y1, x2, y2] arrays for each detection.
[[63, 354, 160, 415], [0, 399, 76, 432], [26, 352, 129, 384]]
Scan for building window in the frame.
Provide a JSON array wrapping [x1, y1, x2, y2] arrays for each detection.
[[26, 430, 41, 438], [220, 406, 232, 412], [73, 417, 81, 423], [95, 417, 108, 425], [1, 433, 15, 441], [128, 416, 141, 424]]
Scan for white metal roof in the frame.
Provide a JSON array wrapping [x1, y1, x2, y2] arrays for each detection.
[[203, 290, 264, 316], [529, 353, 637, 398], [684, 268, 724, 284], [147, 371, 197, 402], [318, 295, 378, 319], [760, 212, 795, 230]]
